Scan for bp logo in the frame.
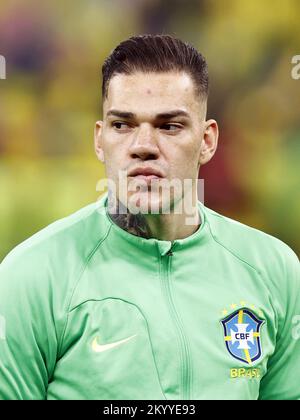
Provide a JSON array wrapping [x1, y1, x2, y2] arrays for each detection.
[[221, 308, 264, 365]]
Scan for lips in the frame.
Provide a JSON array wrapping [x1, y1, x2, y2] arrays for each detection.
[[128, 166, 164, 187], [128, 167, 164, 178]]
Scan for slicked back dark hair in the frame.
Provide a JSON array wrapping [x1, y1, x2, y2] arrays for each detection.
[[102, 34, 209, 101]]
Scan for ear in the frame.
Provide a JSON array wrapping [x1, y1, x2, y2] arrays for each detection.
[[94, 120, 105, 163], [198, 119, 219, 166]]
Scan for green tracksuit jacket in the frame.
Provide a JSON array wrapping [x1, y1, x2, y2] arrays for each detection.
[[0, 193, 299, 400]]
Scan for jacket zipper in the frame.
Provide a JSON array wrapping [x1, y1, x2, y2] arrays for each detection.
[[160, 249, 191, 400]]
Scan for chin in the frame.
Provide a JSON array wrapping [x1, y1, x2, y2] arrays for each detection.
[[127, 191, 172, 215]]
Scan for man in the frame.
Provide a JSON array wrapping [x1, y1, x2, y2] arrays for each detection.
[[0, 34, 299, 400]]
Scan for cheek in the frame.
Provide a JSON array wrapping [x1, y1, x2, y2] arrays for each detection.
[[186, 142, 201, 159], [103, 145, 129, 180], [167, 141, 201, 175], [102, 134, 128, 162], [185, 136, 202, 166]]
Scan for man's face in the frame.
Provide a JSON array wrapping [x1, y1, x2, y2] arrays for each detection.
[[95, 71, 217, 214]]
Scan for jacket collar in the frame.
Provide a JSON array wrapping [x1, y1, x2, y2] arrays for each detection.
[[96, 192, 209, 258]]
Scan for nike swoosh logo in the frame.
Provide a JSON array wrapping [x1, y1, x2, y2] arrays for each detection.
[[91, 334, 137, 353]]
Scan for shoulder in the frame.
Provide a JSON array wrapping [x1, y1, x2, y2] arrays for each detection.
[[0, 196, 110, 298], [203, 205, 299, 292]]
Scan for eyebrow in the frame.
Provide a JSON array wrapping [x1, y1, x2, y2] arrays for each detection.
[[106, 109, 191, 120]]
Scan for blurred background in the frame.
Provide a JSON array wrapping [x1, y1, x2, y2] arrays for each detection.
[[0, 0, 299, 260]]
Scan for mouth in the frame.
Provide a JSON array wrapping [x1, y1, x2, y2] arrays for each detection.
[[127, 167, 164, 187], [128, 167, 164, 178]]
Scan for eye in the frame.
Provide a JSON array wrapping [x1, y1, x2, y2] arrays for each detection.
[[160, 123, 182, 131], [112, 121, 131, 130]]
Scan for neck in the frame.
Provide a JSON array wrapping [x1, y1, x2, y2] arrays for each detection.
[[108, 196, 200, 241]]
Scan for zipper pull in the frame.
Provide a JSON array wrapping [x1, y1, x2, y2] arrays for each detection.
[[166, 243, 174, 256]]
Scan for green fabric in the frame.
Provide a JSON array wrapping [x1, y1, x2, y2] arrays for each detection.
[[0, 192, 299, 400]]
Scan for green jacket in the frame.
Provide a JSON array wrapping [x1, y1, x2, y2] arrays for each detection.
[[0, 193, 299, 400]]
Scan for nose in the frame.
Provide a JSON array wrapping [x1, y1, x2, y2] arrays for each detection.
[[128, 124, 159, 161]]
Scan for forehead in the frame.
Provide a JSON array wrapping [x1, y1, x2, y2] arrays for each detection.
[[103, 71, 201, 117]]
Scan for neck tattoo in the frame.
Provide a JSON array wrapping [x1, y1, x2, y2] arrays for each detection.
[[109, 211, 151, 239], [107, 196, 151, 239]]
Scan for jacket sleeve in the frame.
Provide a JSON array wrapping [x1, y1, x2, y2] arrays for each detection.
[[259, 248, 300, 400], [0, 249, 59, 400]]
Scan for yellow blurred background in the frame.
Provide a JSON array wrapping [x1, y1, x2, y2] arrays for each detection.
[[0, 0, 299, 260]]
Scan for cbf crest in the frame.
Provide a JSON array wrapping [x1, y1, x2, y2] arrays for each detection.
[[221, 308, 264, 365]]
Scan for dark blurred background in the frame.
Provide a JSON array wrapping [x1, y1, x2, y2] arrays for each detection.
[[0, 0, 299, 259]]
